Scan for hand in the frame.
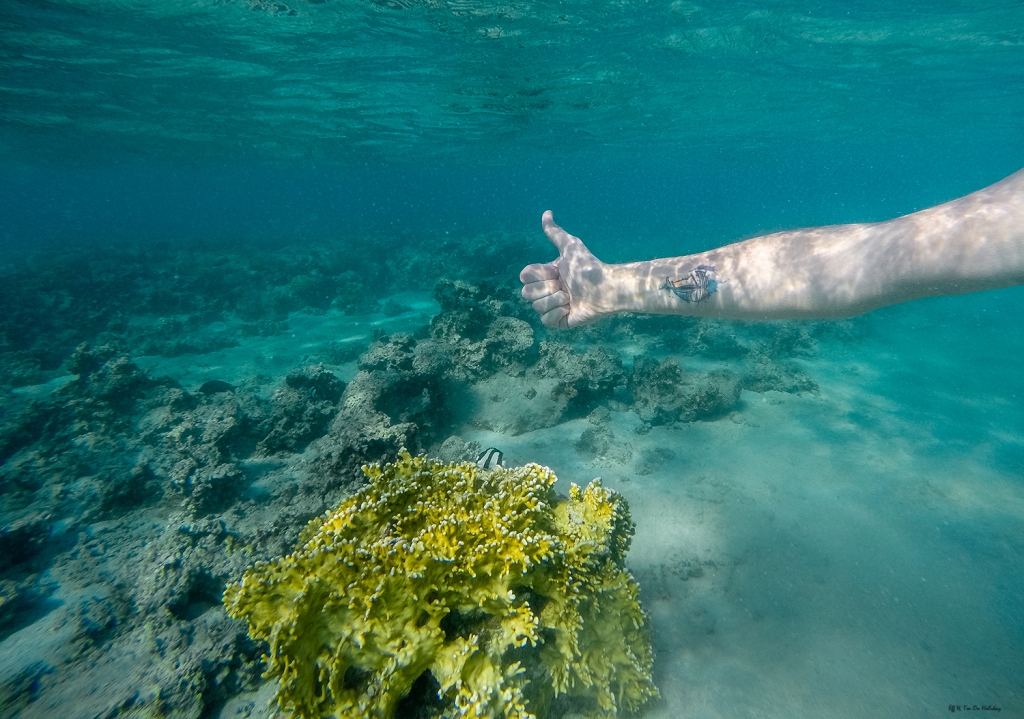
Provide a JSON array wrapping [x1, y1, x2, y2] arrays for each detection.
[[519, 211, 613, 329]]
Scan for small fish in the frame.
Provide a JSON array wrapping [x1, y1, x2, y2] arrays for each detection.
[[661, 265, 718, 303], [476, 447, 504, 470]]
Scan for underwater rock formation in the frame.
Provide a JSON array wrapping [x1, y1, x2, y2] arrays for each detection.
[[574, 408, 634, 466], [223, 453, 657, 719], [256, 364, 346, 456], [0, 235, 403, 383], [740, 354, 819, 395], [0, 345, 175, 525], [321, 339, 368, 365], [128, 315, 240, 358], [432, 435, 483, 464], [160, 383, 265, 516], [629, 354, 740, 424], [0, 344, 409, 713], [429, 279, 539, 381], [533, 343, 627, 421], [389, 231, 545, 293], [348, 332, 453, 449], [301, 339, 430, 497]]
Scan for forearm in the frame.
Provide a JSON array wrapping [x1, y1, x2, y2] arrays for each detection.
[[607, 169, 1024, 320]]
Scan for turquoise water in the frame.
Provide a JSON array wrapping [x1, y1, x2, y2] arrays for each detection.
[[1, 1, 1023, 718]]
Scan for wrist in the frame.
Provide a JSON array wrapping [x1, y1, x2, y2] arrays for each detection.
[[603, 261, 680, 315], [619, 256, 725, 316], [596, 262, 645, 315]]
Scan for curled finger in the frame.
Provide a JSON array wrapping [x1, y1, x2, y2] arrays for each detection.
[[522, 279, 562, 301], [540, 305, 570, 329], [532, 291, 568, 314], [520, 263, 559, 284]]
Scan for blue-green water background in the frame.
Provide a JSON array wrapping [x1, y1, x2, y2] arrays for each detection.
[[2, 1, 1024, 716], [3, 0, 1023, 261]]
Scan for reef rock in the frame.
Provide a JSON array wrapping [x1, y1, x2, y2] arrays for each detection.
[[629, 354, 740, 424], [432, 435, 483, 465], [429, 279, 539, 381], [533, 343, 627, 420], [345, 333, 452, 450], [256, 364, 345, 456], [740, 354, 819, 395]]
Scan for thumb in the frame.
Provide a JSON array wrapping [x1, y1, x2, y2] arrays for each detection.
[[541, 211, 580, 254]]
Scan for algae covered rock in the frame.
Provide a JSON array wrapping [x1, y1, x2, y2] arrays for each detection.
[[223, 452, 657, 719], [629, 354, 739, 424], [534, 343, 627, 420], [428, 279, 539, 382], [256, 364, 345, 456]]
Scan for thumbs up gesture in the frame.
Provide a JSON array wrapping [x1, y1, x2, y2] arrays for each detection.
[[519, 211, 616, 329]]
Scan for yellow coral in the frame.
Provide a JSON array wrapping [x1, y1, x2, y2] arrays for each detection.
[[223, 452, 657, 719]]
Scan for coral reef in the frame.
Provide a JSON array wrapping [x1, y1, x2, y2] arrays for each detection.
[[0, 226, 865, 718], [0, 348, 387, 716], [628, 354, 740, 425], [0, 228, 551, 389], [223, 453, 657, 719], [346, 332, 453, 449], [256, 364, 346, 456], [532, 343, 628, 420], [429, 279, 539, 381]]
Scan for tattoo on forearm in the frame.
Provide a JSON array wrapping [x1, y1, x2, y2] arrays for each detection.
[[660, 265, 720, 303]]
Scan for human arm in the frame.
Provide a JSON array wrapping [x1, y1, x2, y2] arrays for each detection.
[[520, 167, 1024, 326]]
